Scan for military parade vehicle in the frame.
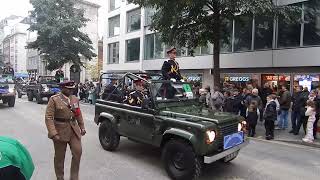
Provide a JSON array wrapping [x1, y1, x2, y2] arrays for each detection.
[[15, 78, 28, 98], [26, 76, 60, 104], [94, 73, 249, 180], [0, 74, 16, 107]]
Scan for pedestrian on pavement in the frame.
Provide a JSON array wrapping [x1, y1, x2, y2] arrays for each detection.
[[246, 101, 260, 137], [278, 85, 291, 130], [264, 95, 277, 140], [223, 91, 235, 113], [309, 90, 320, 139], [245, 88, 263, 119], [233, 88, 243, 115], [0, 136, 35, 180], [210, 86, 225, 112], [290, 86, 306, 134], [294, 87, 310, 135], [261, 83, 273, 108], [45, 81, 86, 180], [302, 100, 316, 143], [240, 87, 250, 118]]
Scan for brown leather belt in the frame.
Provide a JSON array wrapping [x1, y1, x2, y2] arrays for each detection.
[[55, 118, 75, 122]]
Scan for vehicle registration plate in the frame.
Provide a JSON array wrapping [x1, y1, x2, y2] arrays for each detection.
[[223, 131, 244, 150]]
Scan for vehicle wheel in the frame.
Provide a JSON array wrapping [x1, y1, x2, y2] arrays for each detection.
[[36, 94, 43, 104], [8, 97, 15, 107], [27, 92, 33, 101], [99, 120, 120, 151], [162, 140, 202, 180], [220, 150, 239, 163]]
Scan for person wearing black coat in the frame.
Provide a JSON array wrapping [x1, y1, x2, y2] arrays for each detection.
[[161, 47, 182, 81], [290, 86, 307, 134], [223, 91, 235, 113], [264, 95, 277, 140], [233, 89, 243, 115], [261, 83, 273, 107], [293, 87, 310, 135]]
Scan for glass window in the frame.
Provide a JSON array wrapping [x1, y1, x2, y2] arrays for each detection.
[[145, 34, 164, 60], [109, 15, 120, 37], [303, 0, 320, 46], [108, 42, 119, 64], [126, 38, 140, 62], [278, 4, 302, 48], [255, 16, 273, 50], [127, 9, 141, 33], [145, 34, 154, 60], [220, 19, 233, 53], [234, 16, 253, 52], [110, 0, 121, 11], [145, 8, 156, 26]]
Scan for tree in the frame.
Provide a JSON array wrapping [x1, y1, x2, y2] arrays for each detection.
[[128, 0, 300, 87], [27, 0, 96, 71]]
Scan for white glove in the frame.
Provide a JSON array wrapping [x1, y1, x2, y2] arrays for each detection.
[[170, 78, 177, 82], [180, 79, 185, 82]]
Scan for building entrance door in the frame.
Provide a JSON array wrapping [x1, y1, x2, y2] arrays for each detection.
[[70, 65, 81, 83]]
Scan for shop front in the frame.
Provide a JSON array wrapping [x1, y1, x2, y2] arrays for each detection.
[[293, 75, 320, 92], [261, 74, 291, 93], [222, 74, 260, 89]]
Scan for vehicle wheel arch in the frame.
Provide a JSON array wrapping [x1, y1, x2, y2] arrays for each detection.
[[98, 112, 117, 125], [161, 128, 197, 153]]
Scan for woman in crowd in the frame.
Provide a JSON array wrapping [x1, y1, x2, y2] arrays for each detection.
[[246, 101, 260, 137], [264, 95, 277, 140], [303, 100, 316, 143]]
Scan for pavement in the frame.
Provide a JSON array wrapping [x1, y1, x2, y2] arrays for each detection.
[[1, 97, 320, 180], [253, 115, 320, 149]]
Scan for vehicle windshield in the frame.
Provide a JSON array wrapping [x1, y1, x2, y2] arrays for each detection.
[[38, 76, 56, 84], [151, 81, 195, 102], [0, 74, 14, 83]]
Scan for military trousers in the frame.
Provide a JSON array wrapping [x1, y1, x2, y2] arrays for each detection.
[[53, 131, 82, 180]]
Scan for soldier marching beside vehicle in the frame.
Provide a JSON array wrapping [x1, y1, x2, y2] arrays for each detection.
[[45, 81, 86, 180]]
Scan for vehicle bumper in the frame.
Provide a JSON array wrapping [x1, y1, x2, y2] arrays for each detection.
[[0, 93, 16, 97], [204, 139, 249, 164]]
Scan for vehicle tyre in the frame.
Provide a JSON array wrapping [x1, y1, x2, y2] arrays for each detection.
[[8, 97, 15, 107], [27, 91, 33, 101], [99, 120, 120, 151], [220, 150, 239, 163], [162, 140, 202, 180], [36, 94, 43, 104]]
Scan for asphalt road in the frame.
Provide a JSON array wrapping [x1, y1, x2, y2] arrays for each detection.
[[1, 97, 320, 180]]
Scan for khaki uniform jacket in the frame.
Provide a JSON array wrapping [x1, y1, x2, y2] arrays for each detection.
[[45, 93, 85, 142]]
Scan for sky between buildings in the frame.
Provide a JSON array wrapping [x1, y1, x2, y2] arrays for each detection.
[[0, 0, 106, 38]]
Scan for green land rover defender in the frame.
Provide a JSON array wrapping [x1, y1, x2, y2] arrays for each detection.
[[94, 73, 249, 180]]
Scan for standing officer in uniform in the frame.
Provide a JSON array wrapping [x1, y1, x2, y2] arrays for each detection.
[[161, 47, 183, 81], [126, 79, 147, 107], [45, 81, 86, 180], [2, 62, 14, 76]]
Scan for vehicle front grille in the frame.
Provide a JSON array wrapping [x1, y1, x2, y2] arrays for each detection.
[[216, 123, 238, 150]]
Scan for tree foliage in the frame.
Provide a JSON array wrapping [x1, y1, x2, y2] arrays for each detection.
[[128, 0, 300, 86], [27, 0, 96, 71]]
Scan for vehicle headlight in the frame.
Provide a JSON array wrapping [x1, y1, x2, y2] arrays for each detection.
[[8, 88, 15, 93], [206, 130, 216, 144], [238, 121, 247, 131], [238, 123, 242, 131]]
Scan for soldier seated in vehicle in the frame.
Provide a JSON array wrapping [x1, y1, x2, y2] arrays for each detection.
[[125, 79, 148, 107], [102, 78, 124, 102], [28, 77, 37, 85]]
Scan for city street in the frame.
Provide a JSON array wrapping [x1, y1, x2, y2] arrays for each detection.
[[0, 97, 319, 180]]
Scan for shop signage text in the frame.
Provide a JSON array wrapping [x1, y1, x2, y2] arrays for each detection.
[[225, 76, 250, 82]]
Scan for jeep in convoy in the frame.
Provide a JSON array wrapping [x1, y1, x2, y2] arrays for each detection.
[[94, 73, 249, 180], [0, 74, 16, 107], [26, 76, 61, 104]]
